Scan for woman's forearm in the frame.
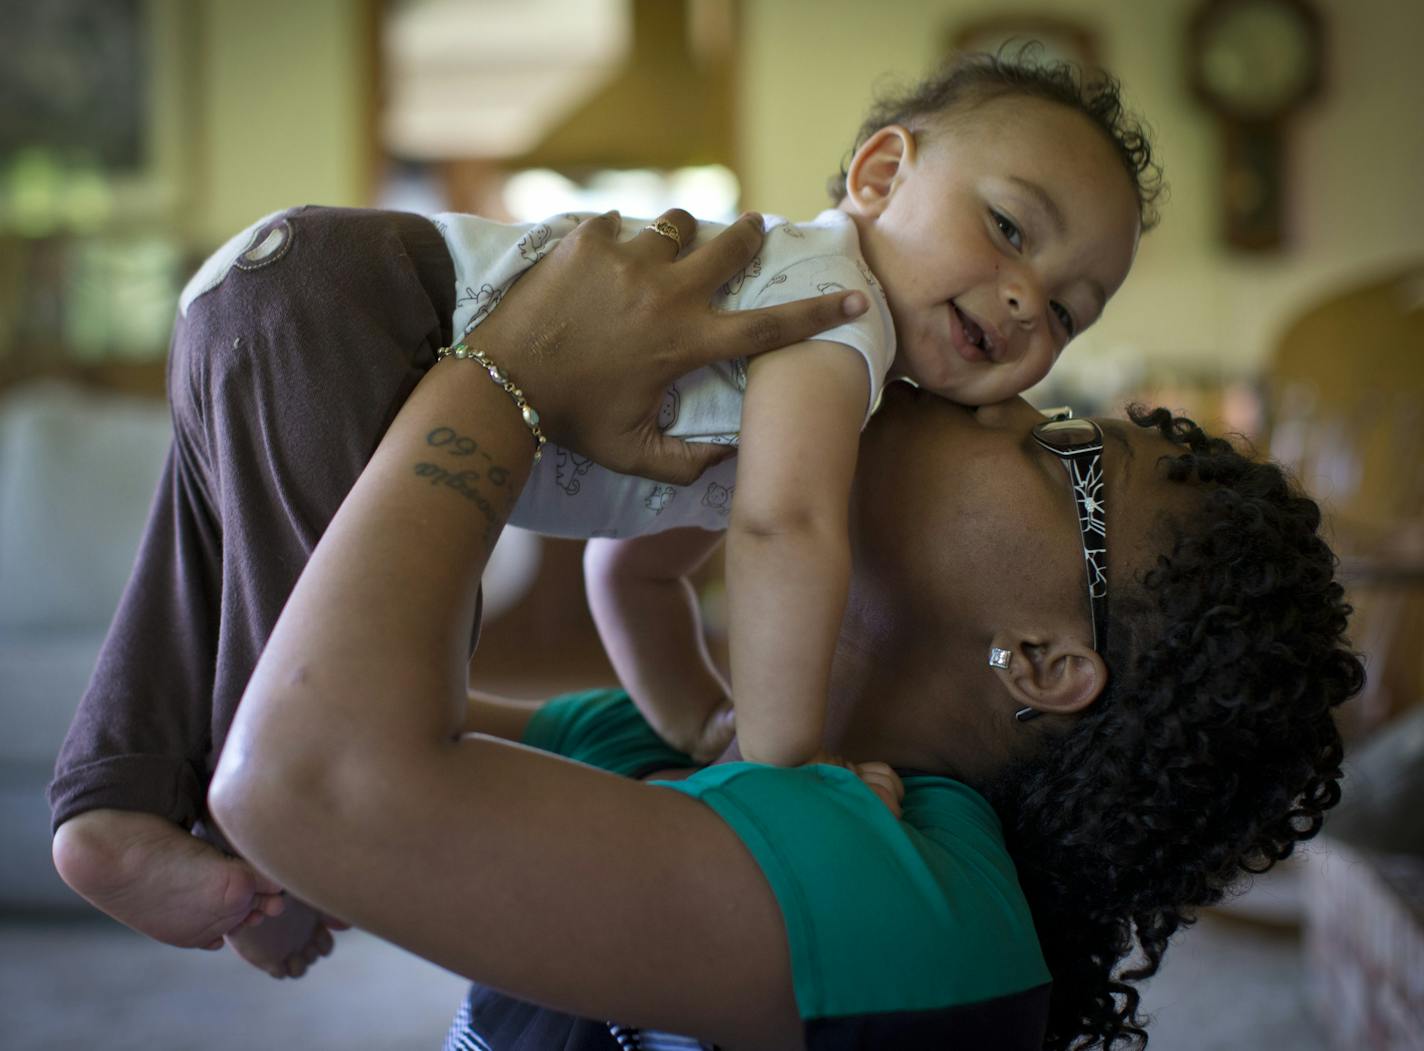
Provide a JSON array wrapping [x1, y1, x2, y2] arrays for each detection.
[[210, 361, 535, 881], [207, 359, 801, 1042], [196, 213, 862, 1043]]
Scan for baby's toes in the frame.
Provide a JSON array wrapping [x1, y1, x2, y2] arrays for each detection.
[[285, 926, 333, 977]]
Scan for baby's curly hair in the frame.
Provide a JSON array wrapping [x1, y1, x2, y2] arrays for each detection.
[[829, 46, 1165, 232], [982, 406, 1363, 1050]]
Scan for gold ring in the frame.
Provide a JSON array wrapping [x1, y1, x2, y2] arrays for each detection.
[[643, 219, 683, 251]]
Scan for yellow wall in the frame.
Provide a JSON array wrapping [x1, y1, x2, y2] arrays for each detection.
[[172, 0, 1424, 376], [190, 0, 368, 244], [738, 0, 1424, 378]]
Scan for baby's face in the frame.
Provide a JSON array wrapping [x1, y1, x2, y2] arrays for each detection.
[[845, 95, 1142, 405]]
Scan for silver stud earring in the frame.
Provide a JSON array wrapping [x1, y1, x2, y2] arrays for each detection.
[[988, 647, 1012, 670], [1014, 706, 1041, 723]]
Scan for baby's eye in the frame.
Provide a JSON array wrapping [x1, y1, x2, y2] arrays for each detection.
[[1051, 301, 1076, 338], [991, 210, 1023, 251]]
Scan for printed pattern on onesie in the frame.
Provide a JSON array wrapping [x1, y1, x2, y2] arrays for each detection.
[[431, 210, 895, 541]]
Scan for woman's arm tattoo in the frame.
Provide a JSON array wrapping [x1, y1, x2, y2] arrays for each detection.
[[413, 424, 518, 543]]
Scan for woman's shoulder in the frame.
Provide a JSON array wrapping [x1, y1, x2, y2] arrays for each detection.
[[661, 762, 1051, 1025]]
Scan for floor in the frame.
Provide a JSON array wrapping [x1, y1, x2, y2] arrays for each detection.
[[1, 912, 470, 1051], [1136, 912, 1327, 1051], [2, 905, 1327, 1051]]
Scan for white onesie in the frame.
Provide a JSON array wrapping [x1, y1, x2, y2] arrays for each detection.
[[431, 211, 896, 539]]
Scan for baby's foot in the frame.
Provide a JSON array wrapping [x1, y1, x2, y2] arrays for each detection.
[[52, 808, 285, 950], [226, 896, 337, 979]]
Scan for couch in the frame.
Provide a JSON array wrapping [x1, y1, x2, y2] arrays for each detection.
[[0, 380, 173, 908], [0, 377, 547, 910]]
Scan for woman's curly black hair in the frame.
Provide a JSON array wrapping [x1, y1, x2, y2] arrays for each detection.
[[828, 45, 1165, 232], [981, 406, 1364, 1050]]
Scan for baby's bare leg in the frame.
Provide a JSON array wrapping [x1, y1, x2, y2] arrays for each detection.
[[52, 809, 284, 950], [585, 529, 732, 761]]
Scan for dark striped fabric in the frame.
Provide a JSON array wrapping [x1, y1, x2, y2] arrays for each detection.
[[606, 1023, 710, 1050], [443, 996, 493, 1051], [442, 986, 716, 1051]]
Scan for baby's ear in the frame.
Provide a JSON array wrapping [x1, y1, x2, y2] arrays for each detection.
[[843, 125, 916, 217]]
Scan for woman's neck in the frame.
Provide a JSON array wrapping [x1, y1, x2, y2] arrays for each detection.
[[825, 615, 1013, 785]]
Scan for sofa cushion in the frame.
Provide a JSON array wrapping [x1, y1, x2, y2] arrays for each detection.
[[0, 629, 111, 762], [0, 381, 171, 631]]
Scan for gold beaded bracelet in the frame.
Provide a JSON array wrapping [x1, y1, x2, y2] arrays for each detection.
[[435, 342, 548, 463]]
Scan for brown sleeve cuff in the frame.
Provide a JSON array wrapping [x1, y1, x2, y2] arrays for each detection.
[[48, 754, 204, 833]]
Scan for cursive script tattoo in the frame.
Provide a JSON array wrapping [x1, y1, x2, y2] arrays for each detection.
[[413, 462, 508, 544], [427, 425, 481, 456], [425, 426, 511, 487]]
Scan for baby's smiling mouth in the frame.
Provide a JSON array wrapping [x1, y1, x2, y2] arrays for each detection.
[[951, 303, 996, 359]]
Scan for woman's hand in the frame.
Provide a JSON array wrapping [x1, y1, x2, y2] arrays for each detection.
[[471, 209, 869, 486]]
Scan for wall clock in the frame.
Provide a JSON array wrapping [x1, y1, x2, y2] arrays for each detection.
[[1188, 0, 1325, 250]]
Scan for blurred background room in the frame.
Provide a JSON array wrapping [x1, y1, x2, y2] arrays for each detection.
[[1, 0, 1421, 1048]]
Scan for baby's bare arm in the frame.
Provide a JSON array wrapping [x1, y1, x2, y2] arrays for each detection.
[[585, 528, 730, 759], [727, 340, 869, 765]]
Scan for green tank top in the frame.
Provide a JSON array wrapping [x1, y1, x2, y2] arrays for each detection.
[[523, 689, 1051, 1046]]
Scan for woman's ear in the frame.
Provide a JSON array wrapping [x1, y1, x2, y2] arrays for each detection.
[[843, 125, 916, 218], [988, 630, 1106, 719]]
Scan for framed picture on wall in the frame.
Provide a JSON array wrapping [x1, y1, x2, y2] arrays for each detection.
[[0, 0, 147, 172], [0, 0, 195, 232], [949, 15, 1100, 75], [0, 0, 196, 372]]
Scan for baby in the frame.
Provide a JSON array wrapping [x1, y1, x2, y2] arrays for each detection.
[[447, 50, 1152, 765], [49, 50, 1159, 978]]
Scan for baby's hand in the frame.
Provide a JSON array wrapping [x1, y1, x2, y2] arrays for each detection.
[[812, 755, 906, 818], [851, 761, 905, 819]]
